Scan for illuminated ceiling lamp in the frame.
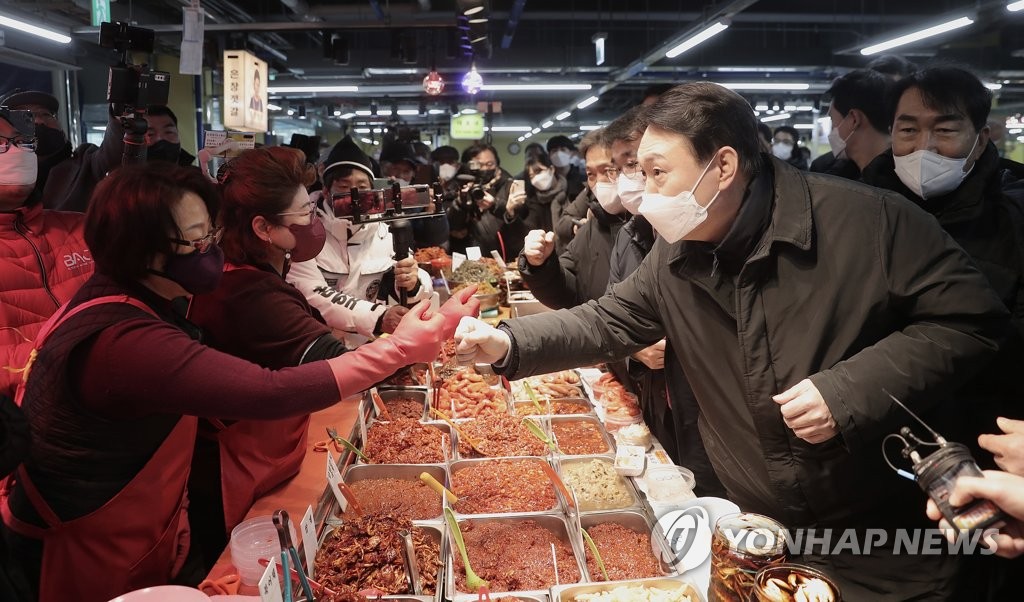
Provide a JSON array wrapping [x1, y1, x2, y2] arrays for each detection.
[[423, 64, 445, 95], [462, 63, 484, 95]]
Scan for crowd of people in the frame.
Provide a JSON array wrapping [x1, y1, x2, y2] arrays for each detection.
[[1, 56, 1024, 600]]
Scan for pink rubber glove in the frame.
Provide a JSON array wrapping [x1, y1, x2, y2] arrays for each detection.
[[439, 284, 481, 339], [326, 300, 445, 398]]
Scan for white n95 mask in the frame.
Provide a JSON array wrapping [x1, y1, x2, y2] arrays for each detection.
[[638, 155, 719, 243], [893, 135, 978, 199]]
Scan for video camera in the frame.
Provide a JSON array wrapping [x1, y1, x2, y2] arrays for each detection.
[[451, 159, 499, 220], [99, 22, 170, 165]]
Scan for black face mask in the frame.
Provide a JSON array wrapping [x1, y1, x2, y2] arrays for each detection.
[[147, 140, 181, 164], [34, 124, 69, 164], [155, 245, 225, 295], [477, 169, 496, 182]]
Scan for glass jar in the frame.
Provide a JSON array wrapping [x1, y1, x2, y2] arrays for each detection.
[[752, 563, 841, 602], [709, 512, 787, 602]]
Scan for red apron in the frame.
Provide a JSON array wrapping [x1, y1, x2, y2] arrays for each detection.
[[1, 295, 198, 602], [206, 414, 309, 531], [197, 264, 311, 532]]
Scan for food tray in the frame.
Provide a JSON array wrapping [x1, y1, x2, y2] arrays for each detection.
[[327, 463, 448, 523], [427, 384, 512, 421], [513, 397, 596, 418], [550, 577, 705, 602], [451, 415, 551, 461], [373, 387, 430, 422], [557, 456, 643, 514], [446, 514, 587, 598], [379, 363, 431, 389], [448, 457, 564, 516], [455, 595, 547, 602], [549, 416, 615, 457], [578, 510, 679, 581], [511, 380, 586, 402], [317, 522, 447, 602], [358, 419, 454, 465]]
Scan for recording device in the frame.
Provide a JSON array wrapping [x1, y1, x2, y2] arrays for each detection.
[[99, 22, 170, 165], [451, 159, 499, 220], [882, 390, 1006, 534], [330, 182, 444, 225]]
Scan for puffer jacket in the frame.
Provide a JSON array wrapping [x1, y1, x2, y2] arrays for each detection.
[[0, 204, 93, 398]]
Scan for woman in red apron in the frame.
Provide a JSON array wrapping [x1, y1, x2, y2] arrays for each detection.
[[0, 164, 451, 602], [186, 147, 480, 565]]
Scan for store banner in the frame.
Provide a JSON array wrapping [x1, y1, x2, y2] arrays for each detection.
[[223, 49, 268, 132], [450, 113, 485, 140]]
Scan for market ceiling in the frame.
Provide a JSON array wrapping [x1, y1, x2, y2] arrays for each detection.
[[5, 0, 1024, 133]]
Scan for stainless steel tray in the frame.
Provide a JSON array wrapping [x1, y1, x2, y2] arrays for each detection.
[[378, 363, 431, 389], [550, 577, 705, 602], [318, 521, 447, 602], [373, 387, 430, 422], [451, 415, 552, 461], [578, 510, 679, 581], [325, 464, 448, 523], [448, 457, 562, 516], [549, 416, 615, 457], [454, 595, 547, 602], [358, 419, 454, 465], [428, 386, 513, 421], [446, 514, 587, 598], [512, 397, 596, 418], [557, 456, 643, 513]]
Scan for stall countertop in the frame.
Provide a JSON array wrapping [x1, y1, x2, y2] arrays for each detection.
[[203, 398, 359, 597]]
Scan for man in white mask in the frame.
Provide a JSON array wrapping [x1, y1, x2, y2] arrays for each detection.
[[770, 126, 808, 170], [821, 69, 892, 177], [0, 106, 94, 398], [545, 135, 586, 201], [456, 82, 1014, 600], [287, 135, 432, 348], [519, 129, 629, 309]]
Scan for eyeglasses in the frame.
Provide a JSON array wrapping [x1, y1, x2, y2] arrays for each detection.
[[169, 226, 223, 253], [28, 110, 58, 125], [277, 199, 317, 218], [0, 134, 36, 154], [605, 160, 643, 183]]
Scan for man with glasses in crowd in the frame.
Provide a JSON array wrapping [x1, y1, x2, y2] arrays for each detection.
[[0, 89, 125, 212], [519, 129, 630, 309], [0, 104, 94, 399]]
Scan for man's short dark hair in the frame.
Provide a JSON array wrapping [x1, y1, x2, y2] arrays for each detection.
[[431, 145, 459, 164], [546, 135, 576, 153], [461, 143, 501, 166], [866, 54, 917, 79], [756, 122, 772, 145], [603, 106, 646, 144], [826, 69, 892, 134], [642, 83, 762, 179], [85, 164, 219, 284], [888, 65, 992, 131], [146, 105, 178, 126], [773, 126, 800, 144]]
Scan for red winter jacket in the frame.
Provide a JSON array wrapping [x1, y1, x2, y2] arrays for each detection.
[[1, 204, 94, 398]]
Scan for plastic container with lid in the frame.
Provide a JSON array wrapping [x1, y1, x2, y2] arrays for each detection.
[[615, 423, 653, 449], [645, 465, 697, 503], [230, 515, 296, 586], [603, 411, 642, 433]]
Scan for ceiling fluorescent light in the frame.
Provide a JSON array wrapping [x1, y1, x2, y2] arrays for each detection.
[[542, 120, 554, 128], [860, 16, 973, 56], [480, 84, 592, 91], [794, 124, 815, 130], [267, 104, 282, 111], [577, 95, 600, 109], [556, 111, 572, 120], [397, 109, 419, 116], [464, 6, 485, 16], [268, 85, 359, 93], [531, 127, 541, 134], [428, 109, 447, 115], [665, 21, 729, 59], [760, 112, 792, 123], [490, 126, 533, 132], [360, 138, 373, 144], [1010, 1, 1024, 11], [754, 104, 769, 111], [580, 125, 601, 131], [0, 14, 71, 44], [339, 112, 356, 119], [984, 82, 1003, 90], [354, 128, 371, 134], [720, 83, 810, 91]]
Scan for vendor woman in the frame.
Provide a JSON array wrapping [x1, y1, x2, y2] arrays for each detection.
[[186, 147, 479, 565], [0, 163, 447, 602]]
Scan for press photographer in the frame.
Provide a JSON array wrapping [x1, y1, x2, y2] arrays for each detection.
[[445, 143, 522, 258]]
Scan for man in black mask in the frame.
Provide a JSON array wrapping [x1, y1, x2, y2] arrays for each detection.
[[145, 106, 196, 166], [0, 89, 125, 212]]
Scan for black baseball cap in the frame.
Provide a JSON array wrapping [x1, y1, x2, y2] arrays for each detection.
[[0, 89, 59, 114], [0, 107, 37, 136]]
